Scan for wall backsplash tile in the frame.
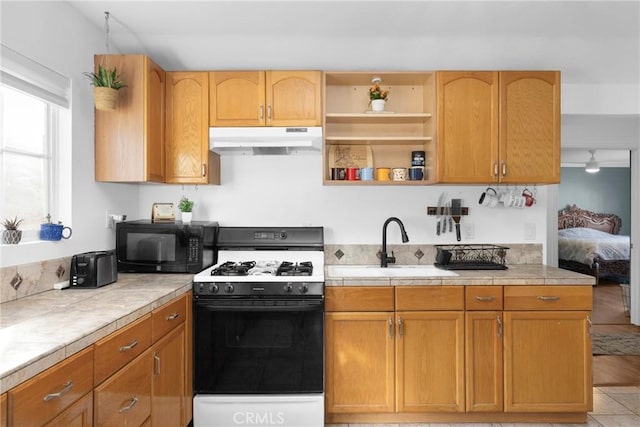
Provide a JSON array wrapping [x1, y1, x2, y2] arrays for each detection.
[[324, 244, 542, 265], [1, 257, 71, 303]]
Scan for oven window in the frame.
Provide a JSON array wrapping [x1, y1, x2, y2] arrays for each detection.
[[194, 305, 323, 394], [126, 233, 176, 262]]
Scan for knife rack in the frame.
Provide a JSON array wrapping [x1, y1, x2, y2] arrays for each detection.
[[427, 206, 469, 216]]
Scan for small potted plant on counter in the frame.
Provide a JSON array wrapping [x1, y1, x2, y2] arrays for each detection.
[[83, 64, 127, 111], [179, 196, 194, 223], [2, 216, 23, 244]]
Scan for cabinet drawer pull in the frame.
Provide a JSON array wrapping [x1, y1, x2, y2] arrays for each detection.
[[493, 161, 498, 177], [154, 352, 161, 377], [201, 162, 206, 178], [43, 380, 73, 402], [267, 105, 272, 122], [398, 317, 403, 338], [166, 312, 179, 321], [501, 161, 506, 176], [259, 105, 264, 120], [119, 339, 138, 352], [119, 396, 138, 413], [474, 296, 496, 301], [537, 295, 560, 301], [388, 317, 393, 339]]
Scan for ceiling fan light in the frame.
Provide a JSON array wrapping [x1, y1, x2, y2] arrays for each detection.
[[585, 150, 600, 173]]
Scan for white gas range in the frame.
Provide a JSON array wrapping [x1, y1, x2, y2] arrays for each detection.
[[192, 227, 325, 427]]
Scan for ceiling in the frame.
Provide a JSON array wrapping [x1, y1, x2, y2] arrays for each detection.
[[66, 0, 640, 86]]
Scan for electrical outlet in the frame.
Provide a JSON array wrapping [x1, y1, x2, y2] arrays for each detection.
[[525, 223, 536, 240], [463, 223, 475, 239]]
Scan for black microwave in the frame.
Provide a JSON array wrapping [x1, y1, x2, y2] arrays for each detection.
[[116, 220, 218, 273]]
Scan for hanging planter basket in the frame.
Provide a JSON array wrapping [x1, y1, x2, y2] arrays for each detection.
[[93, 87, 119, 111]]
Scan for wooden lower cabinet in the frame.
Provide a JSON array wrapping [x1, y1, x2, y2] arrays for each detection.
[[46, 392, 93, 427], [396, 312, 464, 413], [326, 285, 592, 424], [8, 346, 94, 427], [151, 323, 186, 427], [465, 311, 503, 412], [94, 349, 153, 427], [1, 393, 7, 427], [503, 311, 593, 413], [325, 312, 395, 413]]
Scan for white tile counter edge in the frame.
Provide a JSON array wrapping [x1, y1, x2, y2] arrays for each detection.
[[0, 273, 193, 393]]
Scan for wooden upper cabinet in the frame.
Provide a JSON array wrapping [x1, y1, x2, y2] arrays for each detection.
[[499, 71, 561, 184], [166, 71, 220, 184], [95, 54, 165, 183], [266, 71, 322, 126], [436, 70, 560, 184], [209, 71, 322, 127], [437, 71, 499, 183], [209, 71, 266, 126]]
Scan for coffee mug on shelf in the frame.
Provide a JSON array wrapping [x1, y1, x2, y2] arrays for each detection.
[[376, 168, 391, 181], [392, 167, 407, 181], [360, 167, 374, 181], [330, 167, 346, 180], [408, 166, 424, 181], [346, 167, 360, 181]]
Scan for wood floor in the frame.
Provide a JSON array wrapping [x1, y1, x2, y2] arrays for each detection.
[[591, 280, 640, 386]]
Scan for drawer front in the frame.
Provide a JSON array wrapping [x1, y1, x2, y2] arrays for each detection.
[[325, 287, 394, 312], [395, 286, 464, 310], [9, 346, 94, 427], [94, 314, 152, 385], [152, 293, 187, 342], [504, 286, 593, 311], [94, 350, 152, 427], [466, 286, 504, 310]]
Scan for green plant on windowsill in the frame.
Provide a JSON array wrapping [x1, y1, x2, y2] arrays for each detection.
[[2, 216, 23, 244]]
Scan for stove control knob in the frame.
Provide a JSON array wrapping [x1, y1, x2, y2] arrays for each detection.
[[283, 284, 293, 293], [299, 283, 309, 294], [224, 283, 235, 294], [197, 283, 204, 293], [208, 284, 219, 294]]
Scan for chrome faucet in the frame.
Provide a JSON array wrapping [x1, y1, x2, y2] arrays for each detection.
[[381, 217, 410, 267]]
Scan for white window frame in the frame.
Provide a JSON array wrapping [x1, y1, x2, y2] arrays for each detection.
[[0, 44, 70, 244]]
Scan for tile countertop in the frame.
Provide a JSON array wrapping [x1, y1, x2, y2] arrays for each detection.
[[325, 264, 596, 286], [0, 272, 193, 393]]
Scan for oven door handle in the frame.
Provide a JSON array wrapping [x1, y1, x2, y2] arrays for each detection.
[[196, 301, 324, 312]]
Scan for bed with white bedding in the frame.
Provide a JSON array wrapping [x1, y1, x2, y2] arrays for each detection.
[[558, 205, 630, 284]]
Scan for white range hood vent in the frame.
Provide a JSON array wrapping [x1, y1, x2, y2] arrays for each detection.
[[209, 126, 322, 155]]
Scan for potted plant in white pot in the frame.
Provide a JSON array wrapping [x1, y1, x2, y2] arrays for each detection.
[[83, 64, 127, 111], [2, 216, 23, 244], [179, 196, 194, 223]]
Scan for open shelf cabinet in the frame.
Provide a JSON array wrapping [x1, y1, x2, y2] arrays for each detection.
[[323, 71, 436, 185]]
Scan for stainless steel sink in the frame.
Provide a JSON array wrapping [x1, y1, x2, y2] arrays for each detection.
[[327, 264, 458, 278]]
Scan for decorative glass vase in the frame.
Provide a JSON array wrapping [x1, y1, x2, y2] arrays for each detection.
[[371, 99, 386, 112]]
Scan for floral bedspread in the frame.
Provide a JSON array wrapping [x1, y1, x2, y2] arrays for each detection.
[[558, 227, 631, 265]]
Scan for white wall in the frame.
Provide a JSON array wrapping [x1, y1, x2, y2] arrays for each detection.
[[138, 155, 549, 250], [0, 2, 139, 267]]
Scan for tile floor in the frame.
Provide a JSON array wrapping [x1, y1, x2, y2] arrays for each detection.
[[325, 386, 640, 427]]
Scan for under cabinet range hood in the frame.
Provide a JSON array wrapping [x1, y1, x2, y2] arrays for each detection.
[[209, 127, 323, 155]]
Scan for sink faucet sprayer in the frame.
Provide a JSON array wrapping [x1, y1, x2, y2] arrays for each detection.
[[381, 217, 409, 267]]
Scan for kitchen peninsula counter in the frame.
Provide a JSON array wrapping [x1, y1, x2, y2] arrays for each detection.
[[0, 273, 192, 393], [325, 263, 595, 286]]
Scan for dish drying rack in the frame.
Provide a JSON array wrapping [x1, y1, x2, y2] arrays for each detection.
[[435, 244, 509, 270]]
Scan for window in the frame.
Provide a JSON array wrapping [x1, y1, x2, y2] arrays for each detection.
[[0, 44, 70, 242]]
